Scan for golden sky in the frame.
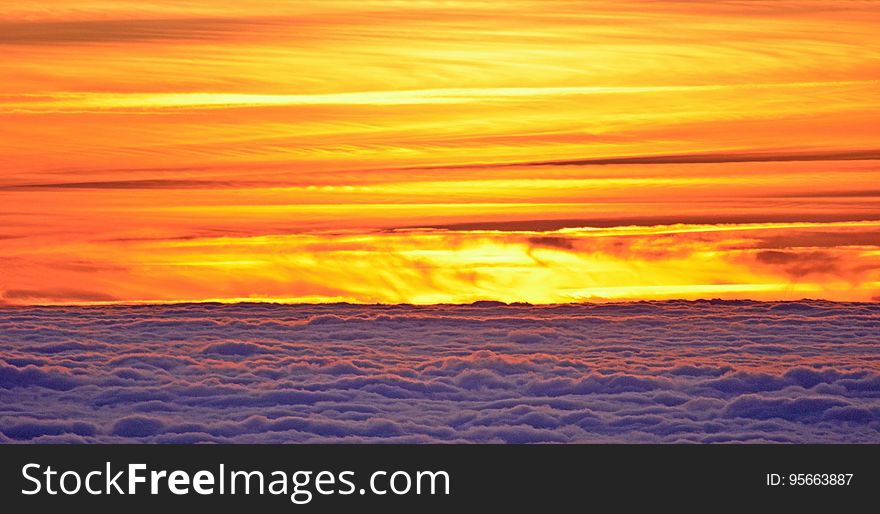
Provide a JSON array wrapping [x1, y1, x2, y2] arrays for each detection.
[[1, 0, 879, 304]]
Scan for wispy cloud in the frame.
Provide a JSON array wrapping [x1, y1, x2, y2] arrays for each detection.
[[3, 81, 877, 113]]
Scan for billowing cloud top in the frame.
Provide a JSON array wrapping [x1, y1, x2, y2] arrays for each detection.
[[1, 301, 878, 443]]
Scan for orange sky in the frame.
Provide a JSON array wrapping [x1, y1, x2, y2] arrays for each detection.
[[1, 0, 879, 305]]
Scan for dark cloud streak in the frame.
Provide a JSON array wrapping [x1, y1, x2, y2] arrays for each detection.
[[420, 214, 880, 231], [1, 179, 235, 190], [402, 149, 880, 172], [0, 18, 262, 45]]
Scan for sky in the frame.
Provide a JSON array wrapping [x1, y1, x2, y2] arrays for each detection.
[[1, 0, 879, 305]]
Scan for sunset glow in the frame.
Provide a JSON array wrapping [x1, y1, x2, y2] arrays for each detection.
[[2, 0, 879, 305]]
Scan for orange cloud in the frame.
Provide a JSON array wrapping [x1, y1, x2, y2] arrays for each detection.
[[2, 222, 879, 305]]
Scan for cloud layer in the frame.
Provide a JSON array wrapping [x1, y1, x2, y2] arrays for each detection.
[[1, 301, 878, 443]]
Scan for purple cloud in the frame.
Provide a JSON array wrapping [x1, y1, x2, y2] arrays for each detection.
[[0, 300, 878, 443]]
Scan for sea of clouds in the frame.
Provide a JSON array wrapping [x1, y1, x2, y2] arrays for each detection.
[[1, 300, 878, 443]]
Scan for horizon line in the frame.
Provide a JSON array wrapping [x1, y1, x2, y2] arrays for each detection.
[[2, 297, 878, 309]]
